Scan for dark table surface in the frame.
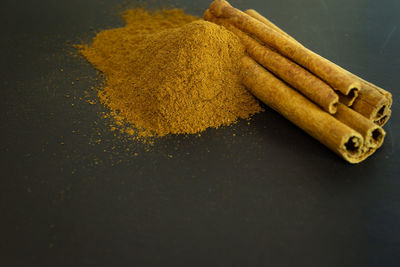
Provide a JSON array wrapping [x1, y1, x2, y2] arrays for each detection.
[[1, 0, 400, 266]]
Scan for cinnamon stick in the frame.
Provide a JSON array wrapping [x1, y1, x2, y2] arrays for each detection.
[[240, 56, 365, 163], [204, 10, 339, 114], [209, 0, 361, 99], [245, 8, 392, 124], [245, 9, 296, 42]]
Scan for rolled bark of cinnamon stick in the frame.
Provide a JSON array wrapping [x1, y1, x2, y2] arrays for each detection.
[[209, 0, 361, 99], [245, 8, 392, 124], [204, 10, 339, 114], [240, 56, 365, 163], [338, 92, 358, 106], [375, 109, 391, 126]]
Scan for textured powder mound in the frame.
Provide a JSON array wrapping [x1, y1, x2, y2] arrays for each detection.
[[79, 9, 262, 136]]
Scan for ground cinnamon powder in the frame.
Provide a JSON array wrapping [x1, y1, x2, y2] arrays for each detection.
[[78, 9, 262, 137]]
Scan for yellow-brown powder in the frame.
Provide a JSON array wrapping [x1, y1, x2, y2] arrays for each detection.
[[78, 8, 262, 136]]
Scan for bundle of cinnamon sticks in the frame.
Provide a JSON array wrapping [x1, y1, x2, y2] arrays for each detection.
[[205, 0, 392, 163]]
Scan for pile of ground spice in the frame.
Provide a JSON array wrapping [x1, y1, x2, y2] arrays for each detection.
[[78, 8, 262, 137]]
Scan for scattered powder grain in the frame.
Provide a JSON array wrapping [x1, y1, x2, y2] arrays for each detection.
[[78, 8, 262, 137]]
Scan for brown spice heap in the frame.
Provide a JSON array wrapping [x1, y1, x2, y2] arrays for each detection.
[[78, 9, 261, 136]]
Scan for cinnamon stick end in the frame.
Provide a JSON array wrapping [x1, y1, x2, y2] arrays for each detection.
[[341, 133, 364, 163], [347, 85, 359, 101], [203, 9, 213, 20], [209, 0, 231, 17], [375, 109, 392, 126], [328, 100, 339, 114], [369, 127, 385, 148]]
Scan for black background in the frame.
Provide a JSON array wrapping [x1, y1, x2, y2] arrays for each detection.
[[1, 0, 400, 266]]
